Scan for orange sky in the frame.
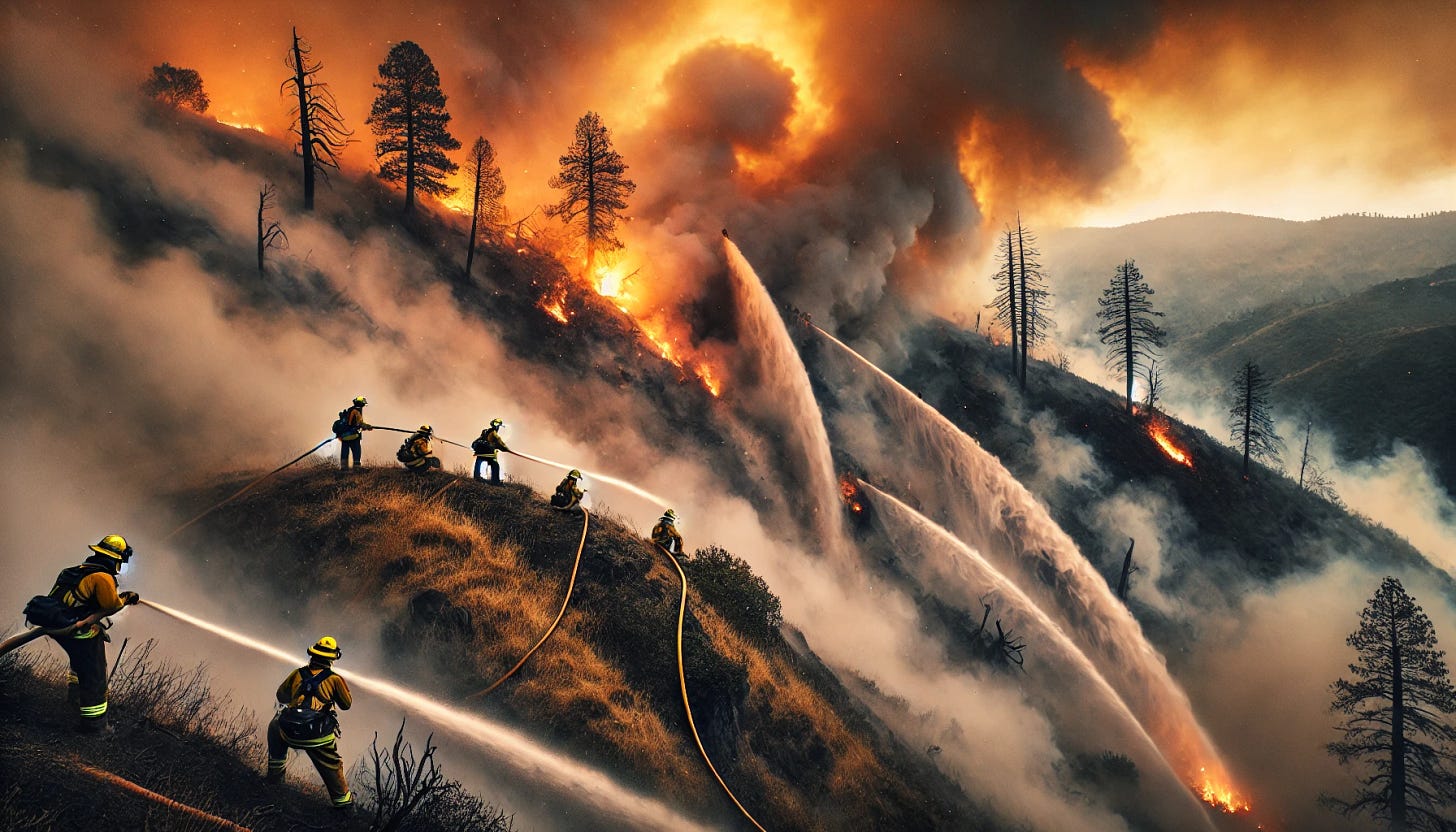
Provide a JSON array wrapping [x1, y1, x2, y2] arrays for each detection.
[[8, 0, 1454, 231]]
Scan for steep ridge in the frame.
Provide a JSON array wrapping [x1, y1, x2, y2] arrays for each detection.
[[166, 465, 987, 831]]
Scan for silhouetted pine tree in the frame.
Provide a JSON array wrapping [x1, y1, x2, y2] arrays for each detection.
[[463, 136, 505, 280], [283, 28, 352, 211], [367, 41, 460, 213], [1096, 260, 1165, 414], [1226, 360, 1283, 479], [1328, 577, 1456, 831], [256, 182, 287, 277], [1014, 217, 1051, 389], [988, 228, 1020, 376], [547, 111, 634, 276]]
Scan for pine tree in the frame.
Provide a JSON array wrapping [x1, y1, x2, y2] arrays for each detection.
[[1014, 217, 1051, 389], [1096, 260, 1165, 414], [463, 136, 505, 280], [367, 41, 460, 213], [1226, 360, 1283, 479], [547, 111, 635, 276], [1328, 577, 1456, 831], [988, 228, 1020, 376], [1297, 419, 1343, 506], [283, 28, 352, 211]]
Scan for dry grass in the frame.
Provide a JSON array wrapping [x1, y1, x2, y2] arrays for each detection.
[[289, 478, 706, 797]]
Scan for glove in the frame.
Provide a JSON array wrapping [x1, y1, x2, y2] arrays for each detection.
[[120, 591, 140, 606]]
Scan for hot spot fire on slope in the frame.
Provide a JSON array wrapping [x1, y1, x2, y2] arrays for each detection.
[[1145, 415, 1193, 468], [536, 259, 722, 397], [1195, 767, 1252, 815]]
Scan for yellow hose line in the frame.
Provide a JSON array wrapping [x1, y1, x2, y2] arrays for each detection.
[[658, 544, 768, 832], [164, 437, 335, 541], [465, 508, 590, 700], [71, 757, 253, 832]]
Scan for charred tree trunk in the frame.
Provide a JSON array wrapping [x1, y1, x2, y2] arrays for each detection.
[[290, 29, 315, 211], [1241, 374, 1254, 479], [1116, 539, 1136, 601], [464, 164, 482, 279], [257, 191, 266, 277], [1005, 231, 1019, 377], [1016, 218, 1029, 389], [1390, 592, 1409, 831], [1122, 260, 1135, 413]]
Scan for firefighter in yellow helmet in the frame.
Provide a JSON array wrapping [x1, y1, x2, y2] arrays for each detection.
[[39, 535, 140, 732], [651, 509, 684, 554], [471, 418, 510, 484], [337, 396, 373, 470], [265, 636, 354, 809], [550, 469, 585, 511], [399, 425, 442, 473]]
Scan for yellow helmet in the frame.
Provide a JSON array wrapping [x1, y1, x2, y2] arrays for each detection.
[[89, 534, 134, 562], [490, 418, 504, 428], [568, 469, 582, 479], [662, 509, 678, 522], [308, 636, 343, 661], [353, 396, 368, 406], [419, 424, 433, 435]]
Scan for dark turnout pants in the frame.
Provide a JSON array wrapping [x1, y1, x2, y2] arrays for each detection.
[[267, 716, 352, 806], [340, 438, 362, 469], [474, 456, 501, 483], [52, 632, 109, 728]]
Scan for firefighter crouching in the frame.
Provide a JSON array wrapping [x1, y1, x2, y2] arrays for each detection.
[[472, 418, 509, 484], [651, 509, 684, 554], [32, 535, 140, 732], [550, 469, 585, 511], [398, 425, 443, 473], [265, 636, 354, 809]]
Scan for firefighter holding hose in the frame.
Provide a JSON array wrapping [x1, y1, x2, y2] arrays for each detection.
[[31, 535, 141, 733], [336, 395, 372, 470], [265, 636, 354, 809], [398, 425, 443, 473], [651, 509, 684, 554], [550, 469, 585, 511], [472, 418, 510, 484]]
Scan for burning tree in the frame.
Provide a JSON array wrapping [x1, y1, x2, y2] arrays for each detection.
[[1327, 577, 1456, 831], [1096, 260, 1165, 414], [547, 111, 635, 276], [462, 136, 505, 280], [282, 28, 352, 212], [367, 41, 460, 214], [256, 182, 287, 277], [1226, 360, 1283, 479], [141, 63, 209, 113], [987, 216, 1051, 388]]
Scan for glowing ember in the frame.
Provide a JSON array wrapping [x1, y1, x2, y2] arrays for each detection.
[[1147, 419, 1193, 468], [839, 474, 865, 514], [1195, 768, 1252, 814], [217, 118, 265, 132]]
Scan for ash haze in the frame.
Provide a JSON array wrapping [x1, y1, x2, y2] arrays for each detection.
[[3, 2, 1455, 832]]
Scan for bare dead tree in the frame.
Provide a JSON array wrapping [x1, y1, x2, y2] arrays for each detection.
[[993, 620, 1027, 671], [988, 228, 1019, 376], [282, 28, 352, 211], [256, 183, 287, 277], [1015, 216, 1052, 389], [1298, 419, 1343, 506], [1116, 538, 1138, 601], [1142, 360, 1164, 412]]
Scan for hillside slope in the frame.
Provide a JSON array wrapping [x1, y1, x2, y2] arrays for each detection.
[[166, 465, 987, 831], [1042, 211, 1456, 337], [1174, 265, 1456, 495]]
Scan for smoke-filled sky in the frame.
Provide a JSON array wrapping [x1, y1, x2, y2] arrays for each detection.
[[10, 0, 1454, 276]]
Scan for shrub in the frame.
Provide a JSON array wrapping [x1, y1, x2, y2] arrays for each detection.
[[353, 719, 513, 832], [683, 545, 783, 645]]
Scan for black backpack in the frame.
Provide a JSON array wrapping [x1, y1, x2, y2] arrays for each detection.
[[396, 438, 416, 463], [24, 564, 109, 630], [278, 668, 339, 742], [331, 409, 350, 437]]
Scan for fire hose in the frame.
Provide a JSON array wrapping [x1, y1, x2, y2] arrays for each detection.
[[657, 543, 768, 832], [0, 611, 107, 660], [69, 756, 253, 832], [465, 507, 590, 700], [163, 436, 337, 541]]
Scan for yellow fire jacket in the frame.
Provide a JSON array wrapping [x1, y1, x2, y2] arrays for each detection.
[[53, 567, 127, 638], [474, 427, 509, 459], [651, 521, 683, 553], [276, 665, 353, 711]]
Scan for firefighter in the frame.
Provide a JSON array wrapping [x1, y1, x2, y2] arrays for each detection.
[[265, 636, 354, 809], [650, 509, 684, 554], [338, 396, 372, 470], [550, 469, 585, 511], [399, 425, 442, 473], [46, 535, 140, 732], [471, 418, 509, 484]]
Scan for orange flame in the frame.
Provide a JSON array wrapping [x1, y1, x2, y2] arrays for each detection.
[[839, 474, 865, 514], [1147, 419, 1193, 468], [539, 286, 571, 323], [1195, 768, 1252, 814]]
